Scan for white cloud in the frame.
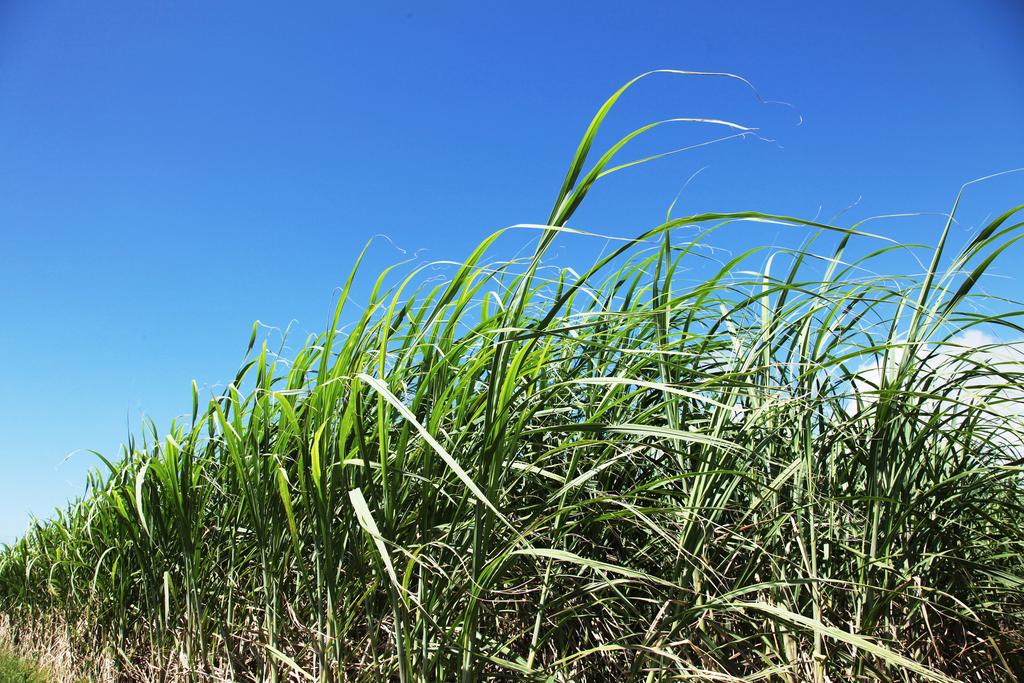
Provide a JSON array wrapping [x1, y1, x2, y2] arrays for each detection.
[[847, 331, 1024, 453]]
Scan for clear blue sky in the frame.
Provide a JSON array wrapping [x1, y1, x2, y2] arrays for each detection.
[[1, 1, 1022, 543]]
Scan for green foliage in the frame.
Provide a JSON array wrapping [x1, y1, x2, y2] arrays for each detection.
[[0, 652, 46, 683], [2, 72, 1023, 682]]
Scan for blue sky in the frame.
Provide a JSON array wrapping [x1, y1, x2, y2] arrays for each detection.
[[1, 1, 1022, 543]]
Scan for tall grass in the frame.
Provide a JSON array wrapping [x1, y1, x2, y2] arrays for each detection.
[[2, 71, 1024, 682]]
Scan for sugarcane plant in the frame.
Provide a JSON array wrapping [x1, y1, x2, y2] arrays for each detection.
[[2, 71, 1023, 682]]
